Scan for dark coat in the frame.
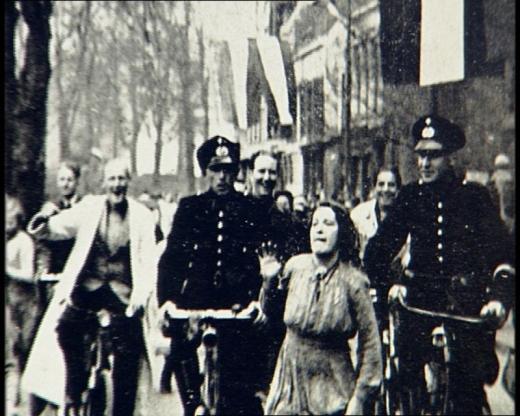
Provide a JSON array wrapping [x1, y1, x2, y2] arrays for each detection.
[[364, 169, 514, 312], [248, 195, 309, 263], [157, 190, 264, 309]]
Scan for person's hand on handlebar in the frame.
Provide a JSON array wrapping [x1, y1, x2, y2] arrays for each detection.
[[480, 300, 507, 328], [388, 284, 407, 303], [159, 300, 179, 319]]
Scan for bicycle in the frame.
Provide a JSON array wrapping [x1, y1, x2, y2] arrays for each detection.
[[63, 307, 115, 416], [163, 304, 256, 416], [386, 295, 497, 415]]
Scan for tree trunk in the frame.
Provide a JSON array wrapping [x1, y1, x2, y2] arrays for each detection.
[[5, 0, 19, 193], [154, 118, 163, 180], [9, 0, 53, 218]]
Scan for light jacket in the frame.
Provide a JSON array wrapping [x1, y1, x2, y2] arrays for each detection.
[[22, 195, 165, 404]]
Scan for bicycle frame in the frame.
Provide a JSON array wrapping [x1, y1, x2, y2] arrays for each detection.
[[165, 307, 252, 416], [388, 296, 491, 415], [82, 309, 115, 416]]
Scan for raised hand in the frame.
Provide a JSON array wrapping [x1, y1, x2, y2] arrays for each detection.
[[258, 241, 282, 283]]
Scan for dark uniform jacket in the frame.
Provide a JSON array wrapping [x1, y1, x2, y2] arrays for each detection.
[[157, 190, 264, 309], [248, 195, 309, 263], [364, 169, 514, 313]]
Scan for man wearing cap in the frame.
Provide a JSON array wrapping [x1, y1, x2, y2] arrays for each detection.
[[364, 115, 515, 414], [157, 136, 264, 415]]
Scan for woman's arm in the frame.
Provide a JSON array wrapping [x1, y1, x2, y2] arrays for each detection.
[[347, 271, 383, 410]]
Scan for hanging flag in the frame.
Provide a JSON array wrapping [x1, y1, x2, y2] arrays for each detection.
[[228, 37, 249, 130], [420, 0, 464, 86], [256, 35, 294, 126]]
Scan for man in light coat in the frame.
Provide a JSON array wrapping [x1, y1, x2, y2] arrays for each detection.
[[25, 158, 158, 416]]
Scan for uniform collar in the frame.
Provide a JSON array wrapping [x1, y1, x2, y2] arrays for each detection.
[[418, 168, 459, 191]]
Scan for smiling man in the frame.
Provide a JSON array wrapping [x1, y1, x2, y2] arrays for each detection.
[[27, 158, 157, 415], [364, 115, 515, 414]]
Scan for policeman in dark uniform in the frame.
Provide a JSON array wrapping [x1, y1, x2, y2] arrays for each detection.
[[364, 115, 515, 415], [157, 136, 264, 415]]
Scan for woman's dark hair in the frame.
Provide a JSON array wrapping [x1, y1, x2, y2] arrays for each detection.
[[312, 201, 360, 267], [372, 164, 402, 189]]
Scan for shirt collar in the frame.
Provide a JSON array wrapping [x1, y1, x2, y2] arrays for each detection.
[[105, 198, 128, 218]]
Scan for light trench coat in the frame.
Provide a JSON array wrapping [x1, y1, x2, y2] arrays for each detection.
[[350, 198, 410, 267], [21, 195, 168, 406]]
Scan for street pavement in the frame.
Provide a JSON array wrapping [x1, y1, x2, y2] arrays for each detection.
[[21, 314, 515, 416]]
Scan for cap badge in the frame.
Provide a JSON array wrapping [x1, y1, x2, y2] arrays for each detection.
[[216, 145, 229, 157], [422, 123, 435, 139]]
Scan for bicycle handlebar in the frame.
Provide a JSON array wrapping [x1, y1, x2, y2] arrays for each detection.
[[38, 273, 61, 282], [165, 307, 254, 321], [391, 296, 487, 325]]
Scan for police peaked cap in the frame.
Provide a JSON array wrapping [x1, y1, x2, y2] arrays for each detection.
[[196, 135, 240, 173], [411, 115, 466, 154]]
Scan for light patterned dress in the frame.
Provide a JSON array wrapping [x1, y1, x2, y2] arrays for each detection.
[[262, 254, 382, 415]]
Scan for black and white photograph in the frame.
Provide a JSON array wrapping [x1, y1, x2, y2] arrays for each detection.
[[5, 1, 515, 415]]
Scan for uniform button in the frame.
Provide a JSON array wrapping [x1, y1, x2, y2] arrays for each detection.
[[193, 244, 198, 250], [437, 202, 443, 209], [188, 262, 193, 268], [217, 260, 222, 267], [217, 234, 223, 242], [217, 221, 224, 229], [243, 246, 247, 253], [437, 243, 443, 250], [218, 211, 224, 218], [438, 256, 444, 263], [217, 248, 222, 254], [437, 229, 443, 236], [437, 215, 443, 223]]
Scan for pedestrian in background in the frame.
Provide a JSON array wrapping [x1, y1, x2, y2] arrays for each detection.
[[247, 151, 309, 401], [488, 153, 515, 234], [35, 161, 83, 312], [6, 194, 37, 414]]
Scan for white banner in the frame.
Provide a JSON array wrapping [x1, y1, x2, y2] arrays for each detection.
[[420, 0, 464, 86], [257, 35, 294, 126]]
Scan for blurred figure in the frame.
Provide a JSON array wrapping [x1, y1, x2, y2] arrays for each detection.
[[36, 161, 83, 311], [274, 190, 293, 215], [138, 191, 165, 243], [6, 194, 37, 414], [349, 165, 407, 413], [350, 165, 402, 261], [293, 195, 309, 222], [6, 306, 19, 416], [488, 153, 514, 234]]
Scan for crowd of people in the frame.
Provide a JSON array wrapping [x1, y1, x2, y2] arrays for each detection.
[[5, 114, 515, 416]]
